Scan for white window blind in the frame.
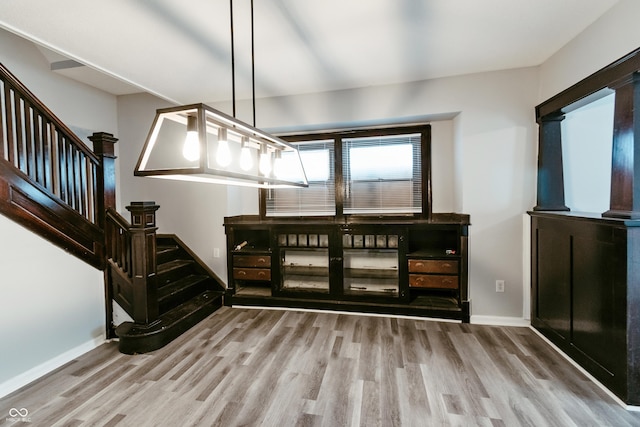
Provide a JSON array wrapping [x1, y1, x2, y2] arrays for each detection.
[[266, 140, 335, 216], [343, 133, 421, 214]]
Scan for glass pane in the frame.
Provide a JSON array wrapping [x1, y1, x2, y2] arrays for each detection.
[[300, 149, 330, 182], [350, 144, 412, 180], [343, 133, 421, 214], [143, 115, 199, 170], [343, 248, 398, 295], [267, 140, 335, 216], [281, 248, 330, 292]]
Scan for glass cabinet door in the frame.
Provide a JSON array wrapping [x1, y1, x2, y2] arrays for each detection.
[[278, 232, 331, 293], [342, 233, 400, 296], [281, 248, 330, 292], [343, 249, 399, 295]]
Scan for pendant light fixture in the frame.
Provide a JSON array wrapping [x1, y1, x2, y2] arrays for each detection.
[[134, 0, 308, 188]]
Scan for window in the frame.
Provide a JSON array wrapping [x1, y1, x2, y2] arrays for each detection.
[[343, 134, 421, 214], [263, 125, 430, 217]]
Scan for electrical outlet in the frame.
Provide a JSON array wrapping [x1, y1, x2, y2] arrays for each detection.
[[213, 248, 220, 258], [496, 280, 505, 293]]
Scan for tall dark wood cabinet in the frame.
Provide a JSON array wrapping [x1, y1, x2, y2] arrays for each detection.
[[224, 214, 470, 322], [530, 211, 640, 405], [530, 47, 640, 405]]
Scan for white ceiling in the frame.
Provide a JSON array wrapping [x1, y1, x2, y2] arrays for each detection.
[[0, 0, 619, 104]]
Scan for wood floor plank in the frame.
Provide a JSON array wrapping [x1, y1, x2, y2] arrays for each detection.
[[360, 379, 382, 426], [2, 306, 640, 427], [403, 362, 431, 417], [261, 371, 306, 426]]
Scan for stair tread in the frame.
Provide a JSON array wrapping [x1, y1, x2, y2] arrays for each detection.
[[157, 259, 193, 274], [158, 274, 209, 298], [157, 245, 179, 254], [162, 290, 224, 321], [117, 290, 224, 338]]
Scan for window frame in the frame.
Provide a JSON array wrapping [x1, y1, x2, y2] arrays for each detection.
[[259, 124, 432, 220]]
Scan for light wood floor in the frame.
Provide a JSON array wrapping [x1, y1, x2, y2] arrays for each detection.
[[2, 307, 640, 427]]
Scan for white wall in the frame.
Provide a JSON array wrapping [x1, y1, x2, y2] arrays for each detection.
[[539, 0, 640, 102], [0, 217, 105, 393], [0, 29, 118, 397], [117, 67, 540, 320], [261, 69, 539, 320]]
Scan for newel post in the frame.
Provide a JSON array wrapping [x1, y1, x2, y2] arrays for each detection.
[[90, 132, 118, 229], [91, 132, 119, 337], [127, 201, 160, 324]]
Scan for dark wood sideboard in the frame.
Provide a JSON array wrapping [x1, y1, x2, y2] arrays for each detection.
[[224, 214, 471, 322]]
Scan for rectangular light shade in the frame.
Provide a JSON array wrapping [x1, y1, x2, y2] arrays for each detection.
[[135, 103, 308, 188]]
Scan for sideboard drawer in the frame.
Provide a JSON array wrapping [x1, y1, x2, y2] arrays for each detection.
[[409, 274, 458, 289], [233, 268, 271, 281], [408, 259, 458, 274], [234, 255, 271, 268]]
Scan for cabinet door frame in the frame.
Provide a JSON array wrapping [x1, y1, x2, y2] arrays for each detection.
[[271, 225, 337, 298]]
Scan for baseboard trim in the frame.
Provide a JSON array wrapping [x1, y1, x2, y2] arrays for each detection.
[[234, 305, 462, 323], [470, 315, 530, 327], [0, 336, 105, 399]]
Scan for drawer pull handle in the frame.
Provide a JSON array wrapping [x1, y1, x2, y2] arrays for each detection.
[[258, 258, 266, 264], [238, 271, 246, 276], [415, 262, 425, 267], [258, 271, 266, 277]]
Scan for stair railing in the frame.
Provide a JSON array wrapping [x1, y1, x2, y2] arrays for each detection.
[[0, 62, 116, 269], [105, 202, 160, 324], [105, 208, 133, 275]]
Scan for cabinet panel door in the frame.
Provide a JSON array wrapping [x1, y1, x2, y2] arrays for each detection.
[[572, 235, 622, 377], [536, 227, 571, 341]]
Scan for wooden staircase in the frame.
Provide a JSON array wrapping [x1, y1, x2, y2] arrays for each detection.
[[116, 235, 224, 354], [0, 62, 226, 355], [106, 203, 226, 354]]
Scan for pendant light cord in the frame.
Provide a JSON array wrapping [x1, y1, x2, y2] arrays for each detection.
[[251, 0, 256, 127], [230, 0, 236, 118], [229, 0, 255, 126]]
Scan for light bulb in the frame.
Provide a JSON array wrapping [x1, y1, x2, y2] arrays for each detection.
[[216, 128, 232, 167], [259, 149, 272, 176], [182, 116, 200, 161], [239, 137, 253, 171]]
